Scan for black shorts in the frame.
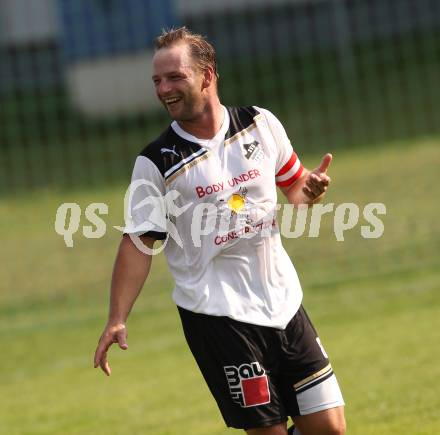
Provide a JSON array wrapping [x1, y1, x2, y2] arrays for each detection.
[[177, 305, 344, 430]]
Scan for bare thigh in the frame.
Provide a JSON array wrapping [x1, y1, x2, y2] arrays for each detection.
[[246, 422, 288, 435], [293, 406, 346, 435]]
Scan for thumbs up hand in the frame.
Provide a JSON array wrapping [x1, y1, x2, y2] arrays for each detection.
[[316, 153, 332, 173], [302, 153, 332, 201]]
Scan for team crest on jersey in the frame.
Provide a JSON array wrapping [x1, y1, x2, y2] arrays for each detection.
[[243, 140, 264, 162], [224, 362, 270, 407]]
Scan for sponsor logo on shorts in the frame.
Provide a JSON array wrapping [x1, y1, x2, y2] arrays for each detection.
[[224, 362, 270, 407]]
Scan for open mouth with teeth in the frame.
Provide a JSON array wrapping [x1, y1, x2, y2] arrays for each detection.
[[164, 97, 182, 107]]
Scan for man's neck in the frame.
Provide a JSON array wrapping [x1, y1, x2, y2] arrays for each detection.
[[177, 99, 224, 140]]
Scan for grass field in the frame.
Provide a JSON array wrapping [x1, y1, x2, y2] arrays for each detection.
[[1, 137, 440, 434]]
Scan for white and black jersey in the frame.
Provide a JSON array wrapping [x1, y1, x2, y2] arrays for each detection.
[[124, 106, 305, 329]]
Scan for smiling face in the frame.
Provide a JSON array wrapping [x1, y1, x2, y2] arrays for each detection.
[[152, 43, 208, 122]]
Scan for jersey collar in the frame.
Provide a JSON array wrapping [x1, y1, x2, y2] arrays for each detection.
[[171, 105, 230, 149]]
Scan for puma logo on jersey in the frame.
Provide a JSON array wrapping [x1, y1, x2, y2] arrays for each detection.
[[160, 145, 179, 157], [224, 362, 270, 407]]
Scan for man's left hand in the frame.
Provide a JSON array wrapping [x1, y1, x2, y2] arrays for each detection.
[[302, 153, 332, 201]]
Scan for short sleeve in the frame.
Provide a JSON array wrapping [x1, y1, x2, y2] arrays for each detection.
[[123, 155, 167, 240], [257, 107, 304, 188]]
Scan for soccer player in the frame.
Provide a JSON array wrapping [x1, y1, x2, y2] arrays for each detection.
[[94, 27, 346, 435]]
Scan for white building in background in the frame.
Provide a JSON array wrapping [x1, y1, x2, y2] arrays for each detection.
[[0, 0, 59, 46], [1, 0, 437, 118], [0, 0, 323, 117], [67, 51, 160, 117]]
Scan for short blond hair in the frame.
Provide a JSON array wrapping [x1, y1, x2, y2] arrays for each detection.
[[154, 26, 219, 79]]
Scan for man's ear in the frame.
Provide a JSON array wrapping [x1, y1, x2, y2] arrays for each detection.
[[201, 66, 215, 90]]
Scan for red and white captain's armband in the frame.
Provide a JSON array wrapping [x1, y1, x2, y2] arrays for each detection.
[[275, 152, 304, 187]]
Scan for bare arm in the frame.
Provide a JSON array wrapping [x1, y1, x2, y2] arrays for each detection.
[[280, 153, 333, 206], [94, 233, 155, 376]]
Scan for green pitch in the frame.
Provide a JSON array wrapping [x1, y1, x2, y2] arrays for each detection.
[[1, 138, 439, 434]]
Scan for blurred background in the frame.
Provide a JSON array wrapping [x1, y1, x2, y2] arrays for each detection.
[[1, 1, 439, 434], [1, 0, 439, 193]]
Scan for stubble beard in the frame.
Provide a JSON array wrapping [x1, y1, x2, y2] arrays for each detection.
[[164, 93, 205, 123]]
